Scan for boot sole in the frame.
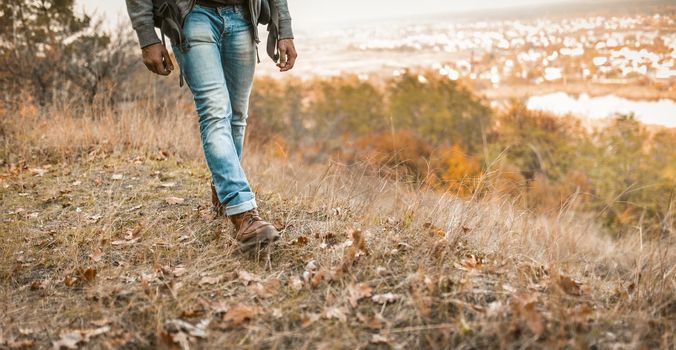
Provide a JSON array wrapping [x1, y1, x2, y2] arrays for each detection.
[[238, 229, 280, 253]]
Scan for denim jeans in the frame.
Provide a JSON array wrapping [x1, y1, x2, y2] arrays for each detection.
[[173, 4, 257, 216]]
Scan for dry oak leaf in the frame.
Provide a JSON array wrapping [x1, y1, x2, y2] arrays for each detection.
[[165, 197, 185, 205], [6, 340, 34, 349], [165, 319, 209, 339], [423, 222, 446, 237], [223, 305, 261, 326], [372, 293, 402, 304], [81, 268, 97, 282], [370, 334, 392, 345], [323, 306, 348, 323], [237, 270, 260, 285], [111, 237, 140, 246], [347, 283, 373, 308], [172, 265, 188, 278], [52, 326, 110, 349], [289, 276, 304, 291], [290, 235, 309, 246], [357, 312, 387, 329], [558, 275, 583, 296], [512, 295, 544, 336], [198, 276, 221, 286], [250, 278, 281, 299]]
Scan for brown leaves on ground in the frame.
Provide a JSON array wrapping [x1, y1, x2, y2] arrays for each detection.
[[557, 274, 583, 296], [222, 305, 261, 327], [198, 276, 221, 286], [423, 222, 446, 237], [371, 293, 402, 305], [165, 197, 185, 205], [347, 283, 373, 308], [111, 223, 144, 246], [164, 318, 210, 349], [512, 295, 544, 336], [52, 326, 110, 349], [63, 268, 97, 287], [335, 229, 370, 278], [250, 278, 281, 299]]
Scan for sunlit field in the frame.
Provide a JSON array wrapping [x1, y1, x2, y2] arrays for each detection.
[[1, 0, 674, 349]]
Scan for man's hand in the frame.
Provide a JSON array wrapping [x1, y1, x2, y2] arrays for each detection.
[[277, 39, 297, 72], [142, 43, 174, 76]]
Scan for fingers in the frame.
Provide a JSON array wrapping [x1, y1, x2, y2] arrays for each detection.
[[161, 48, 174, 73], [276, 40, 297, 72], [283, 46, 297, 72], [141, 43, 172, 76], [277, 46, 288, 70]]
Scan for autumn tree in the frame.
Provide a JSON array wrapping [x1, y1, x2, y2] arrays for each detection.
[[0, 0, 136, 105], [388, 72, 492, 152]]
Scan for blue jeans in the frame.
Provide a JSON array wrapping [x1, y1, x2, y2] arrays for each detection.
[[173, 4, 257, 216]]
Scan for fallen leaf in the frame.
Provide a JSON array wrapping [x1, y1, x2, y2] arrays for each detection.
[[29, 168, 47, 177], [167, 331, 190, 350], [310, 270, 326, 289], [250, 278, 281, 299], [165, 197, 185, 205], [91, 319, 111, 327], [199, 276, 220, 286], [165, 319, 209, 338], [81, 268, 97, 282], [423, 222, 446, 237], [350, 229, 369, 256], [111, 237, 140, 246], [7, 339, 34, 348], [52, 326, 110, 349], [223, 305, 260, 326], [322, 306, 348, 323], [301, 313, 321, 328], [89, 249, 104, 262], [237, 270, 260, 285], [347, 283, 373, 308], [513, 295, 544, 336], [124, 223, 144, 240], [357, 313, 386, 329], [63, 275, 77, 287], [30, 279, 49, 290], [290, 236, 309, 246], [372, 293, 401, 304], [271, 308, 283, 318], [370, 334, 391, 345], [289, 276, 304, 291], [173, 266, 187, 278], [558, 275, 583, 296]]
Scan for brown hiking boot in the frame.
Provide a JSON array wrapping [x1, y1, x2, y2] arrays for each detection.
[[211, 182, 224, 217], [229, 209, 280, 252]]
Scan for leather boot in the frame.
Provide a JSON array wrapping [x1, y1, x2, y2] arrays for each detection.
[[211, 182, 224, 217], [229, 208, 280, 252]]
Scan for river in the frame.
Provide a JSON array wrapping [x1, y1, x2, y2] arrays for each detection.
[[526, 93, 676, 128]]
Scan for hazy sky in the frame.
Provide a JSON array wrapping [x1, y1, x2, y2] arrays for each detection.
[[76, 0, 580, 29]]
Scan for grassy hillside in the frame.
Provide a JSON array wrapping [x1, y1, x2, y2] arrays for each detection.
[[0, 102, 673, 349]]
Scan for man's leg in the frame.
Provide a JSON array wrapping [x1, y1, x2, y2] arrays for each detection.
[[220, 6, 256, 160], [173, 5, 257, 216]]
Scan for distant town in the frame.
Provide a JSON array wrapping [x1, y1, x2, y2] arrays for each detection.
[[267, 3, 676, 102]]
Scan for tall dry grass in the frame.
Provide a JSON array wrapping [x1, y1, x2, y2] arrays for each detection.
[[1, 97, 674, 348]]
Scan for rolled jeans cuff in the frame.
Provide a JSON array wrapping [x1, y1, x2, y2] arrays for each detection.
[[225, 198, 258, 216]]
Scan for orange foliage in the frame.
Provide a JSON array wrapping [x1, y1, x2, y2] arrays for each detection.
[[429, 144, 482, 196]]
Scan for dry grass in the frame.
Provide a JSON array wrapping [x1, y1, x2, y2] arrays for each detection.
[[0, 102, 674, 349]]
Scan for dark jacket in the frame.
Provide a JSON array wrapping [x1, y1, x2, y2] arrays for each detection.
[[125, 0, 293, 61]]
